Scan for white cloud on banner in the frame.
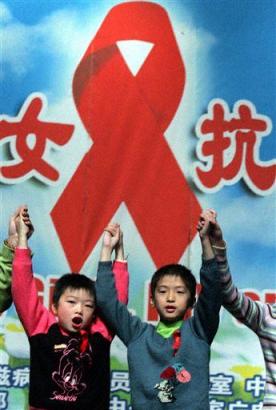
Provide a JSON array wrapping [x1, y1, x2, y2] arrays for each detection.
[[0, 2, 12, 23], [1, 19, 34, 76], [0, 3, 96, 79], [0, 1, 215, 83]]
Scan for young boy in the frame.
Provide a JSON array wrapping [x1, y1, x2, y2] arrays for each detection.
[[12, 207, 128, 409], [95, 209, 222, 409], [0, 206, 34, 313], [205, 210, 276, 409]]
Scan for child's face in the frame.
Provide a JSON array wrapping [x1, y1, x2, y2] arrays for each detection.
[[153, 275, 191, 323], [52, 287, 95, 333]]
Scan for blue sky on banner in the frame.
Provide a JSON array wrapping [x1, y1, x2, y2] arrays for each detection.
[[0, 0, 275, 292]]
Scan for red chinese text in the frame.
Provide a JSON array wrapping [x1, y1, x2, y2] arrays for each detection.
[[0, 94, 74, 184], [194, 99, 275, 195]]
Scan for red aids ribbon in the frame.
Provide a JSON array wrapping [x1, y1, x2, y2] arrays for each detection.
[[51, 2, 201, 271]]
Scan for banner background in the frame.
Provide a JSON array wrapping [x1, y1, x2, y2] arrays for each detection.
[[0, 1, 275, 409]]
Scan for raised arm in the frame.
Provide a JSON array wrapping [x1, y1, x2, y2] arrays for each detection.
[[95, 226, 146, 345], [0, 208, 34, 313], [12, 206, 54, 336], [192, 209, 222, 344], [113, 225, 129, 304], [209, 222, 265, 333], [92, 224, 129, 340]]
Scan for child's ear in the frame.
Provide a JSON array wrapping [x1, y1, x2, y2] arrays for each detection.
[[51, 303, 58, 315], [150, 297, 155, 307]]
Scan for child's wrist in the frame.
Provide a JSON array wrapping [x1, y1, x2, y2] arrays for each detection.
[[100, 246, 113, 261], [200, 235, 210, 244], [18, 234, 28, 247], [211, 240, 227, 256], [101, 244, 114, 251]]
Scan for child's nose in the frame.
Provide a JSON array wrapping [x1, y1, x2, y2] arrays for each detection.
[[75, 303, 83, 314], [167, 291, 175, 302]]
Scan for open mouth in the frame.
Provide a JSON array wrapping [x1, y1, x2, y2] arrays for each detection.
[[72, 316, 83, 328], [165, 306, 176, 313]]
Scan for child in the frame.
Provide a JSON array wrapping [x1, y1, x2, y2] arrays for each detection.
[[12, 207, 128, 409], [0, 206, 34, 313], [95, 209, 222, 409], [205, 210, 276, 409]]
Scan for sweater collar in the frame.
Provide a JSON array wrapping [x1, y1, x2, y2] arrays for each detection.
[[156, 320, 182, 339]]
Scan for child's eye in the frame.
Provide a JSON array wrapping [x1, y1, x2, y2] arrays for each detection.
[[67, 300, 75, 304], [85, 304, 94, 309]]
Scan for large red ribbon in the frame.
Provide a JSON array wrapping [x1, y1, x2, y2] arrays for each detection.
[[51, 2, 201, 271]]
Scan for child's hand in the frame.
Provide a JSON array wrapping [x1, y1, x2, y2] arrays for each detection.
[[209, 218, 223, 246], [197, 208, 224, 245], [7, 206, 34, 249], [115, 228, 124, 261], [20, 206, 34, 238], [100, 223, 120, 262], [117, 228, 123, 248], [15, 206, 33, 245], [102, 223, 120, 249], [197, 209, 219, 240]]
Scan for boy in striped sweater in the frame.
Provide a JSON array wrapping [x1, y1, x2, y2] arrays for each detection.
[[202, 209, 276, 409]]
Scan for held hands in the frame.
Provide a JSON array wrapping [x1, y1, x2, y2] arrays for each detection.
[[15, 206, 33, 248], [197, 209, 223, 245], [7, 206, 34, 249], [103, 223, 120, 248], [100, 223, 123, 261], [114, 227, 124, 261]]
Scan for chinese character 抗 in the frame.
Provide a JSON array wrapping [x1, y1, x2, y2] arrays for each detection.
[[194, 99, 276, 195], [0, 94, 74, 184]]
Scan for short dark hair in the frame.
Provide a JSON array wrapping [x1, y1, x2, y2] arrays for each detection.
[[53, 273, 96, 306], [150, 264, 196, 308]]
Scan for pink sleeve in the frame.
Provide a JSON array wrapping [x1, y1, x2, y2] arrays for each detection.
[[91, 260, 129, 341], [12, 248, 56, 337]]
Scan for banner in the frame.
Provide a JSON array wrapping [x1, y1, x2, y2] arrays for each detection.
[[0, 1, 275, 409]]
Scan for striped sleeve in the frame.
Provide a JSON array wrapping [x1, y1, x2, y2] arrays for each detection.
[[214, 245, 262, 333]]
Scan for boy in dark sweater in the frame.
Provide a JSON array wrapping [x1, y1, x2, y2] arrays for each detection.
[[12, 207, 128, 409], [96, 209, 222, 409]]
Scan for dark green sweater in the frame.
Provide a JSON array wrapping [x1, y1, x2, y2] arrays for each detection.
[[96, 258, 221, 409]]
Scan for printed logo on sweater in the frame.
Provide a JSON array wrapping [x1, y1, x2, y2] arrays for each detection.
[[154, 363, 191, 403], [54, 343, 67, 351], [50, 338, 92, 402]]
